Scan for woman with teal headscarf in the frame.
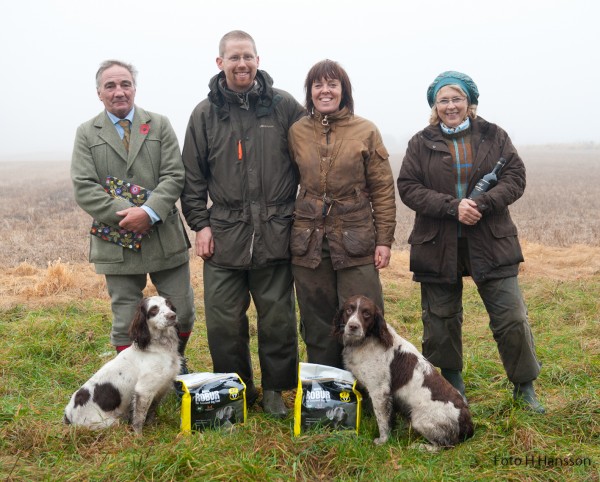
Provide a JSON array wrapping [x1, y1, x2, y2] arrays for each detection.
[[397, 71, 545, 413]]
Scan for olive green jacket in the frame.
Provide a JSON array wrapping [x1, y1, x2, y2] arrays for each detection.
[[71, 106, 190, 275], [181, 70, 304, 269]]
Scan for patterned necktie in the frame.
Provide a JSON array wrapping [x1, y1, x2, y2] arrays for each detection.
[[118, 119, 131, 152]]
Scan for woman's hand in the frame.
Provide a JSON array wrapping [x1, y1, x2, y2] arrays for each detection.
[[458, 198, 482, 225], [374, 245, 391, 270]]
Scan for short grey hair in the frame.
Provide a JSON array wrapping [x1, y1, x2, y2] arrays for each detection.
[[96, 60, 138, 89]]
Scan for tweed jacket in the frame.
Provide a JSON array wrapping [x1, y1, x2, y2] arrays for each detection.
[[288, 108, 396, 270], [397, 116, 525, 284], [71, 106, 190, 275]]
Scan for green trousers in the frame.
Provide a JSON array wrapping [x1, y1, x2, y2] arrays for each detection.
[[105, 262, 195, 346], [420, 241, 541, 384], [203, 262, 298, 391]]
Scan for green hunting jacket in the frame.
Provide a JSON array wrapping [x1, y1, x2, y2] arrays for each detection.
[[180, 70, 304, 269], [71, 106, 190, 275]]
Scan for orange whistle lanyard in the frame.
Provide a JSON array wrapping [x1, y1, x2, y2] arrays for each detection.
[[238, 139, 243, 160]]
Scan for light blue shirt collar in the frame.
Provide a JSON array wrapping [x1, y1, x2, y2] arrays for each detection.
[[107, 108, 135, 138]]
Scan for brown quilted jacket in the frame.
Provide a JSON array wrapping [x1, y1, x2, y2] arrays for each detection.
[[288, 107, 396, 270]]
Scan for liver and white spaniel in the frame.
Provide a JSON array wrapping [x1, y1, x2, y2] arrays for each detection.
[[64, 296, 181, 434], [333, 295, 474, 449]]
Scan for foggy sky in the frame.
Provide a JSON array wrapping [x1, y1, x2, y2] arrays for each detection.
[[1, 0, 598, 162]]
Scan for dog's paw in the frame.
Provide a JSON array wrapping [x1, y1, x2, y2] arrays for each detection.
[[409, 442, 440, 453], [373, 436, 388, 445]]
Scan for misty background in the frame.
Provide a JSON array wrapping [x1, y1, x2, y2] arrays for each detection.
[[1, 0, 599, 165]]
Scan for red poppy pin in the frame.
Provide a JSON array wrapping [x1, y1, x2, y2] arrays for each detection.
[[140, 124, 150, 135]]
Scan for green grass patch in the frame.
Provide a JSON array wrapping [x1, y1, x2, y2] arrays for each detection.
[[1, 277, 599, 480]]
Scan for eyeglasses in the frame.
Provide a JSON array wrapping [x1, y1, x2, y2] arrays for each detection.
[[436, 96, 467, 106], [225, 54, 257, 63]]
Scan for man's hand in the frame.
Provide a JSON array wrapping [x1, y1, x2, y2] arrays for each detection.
[[116, 207, 152, 233], [195, 226, 214, 260]]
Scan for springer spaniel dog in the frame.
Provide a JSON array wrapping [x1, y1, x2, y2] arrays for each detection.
[[64, 296, 181, 434], [333, 295, 474, 450]]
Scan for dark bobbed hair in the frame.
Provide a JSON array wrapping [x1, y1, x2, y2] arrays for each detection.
[[304, 59, 354, 115]]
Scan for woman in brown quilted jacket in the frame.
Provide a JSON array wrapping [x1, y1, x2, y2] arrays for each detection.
[[288, 59, 396, 370]]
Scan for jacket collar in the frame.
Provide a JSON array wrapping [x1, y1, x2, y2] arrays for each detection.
[[94, 106, 152, 168], [208, 69, 278, 120], [420, 116, 494, 153], [311, 106, 352, 132]]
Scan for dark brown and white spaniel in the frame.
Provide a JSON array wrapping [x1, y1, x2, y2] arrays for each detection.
[[333, 295, 474, 449], [64, 296, 181, 434]]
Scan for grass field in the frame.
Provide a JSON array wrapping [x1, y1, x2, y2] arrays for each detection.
[[0, 146, 599, 481]]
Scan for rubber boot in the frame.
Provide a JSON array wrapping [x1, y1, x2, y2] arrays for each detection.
[[441, 368, 466, 398], [261, 390, 288, 418], [513, 381, 545, 414], [177, 335, 190, 375], [245, 384, 259, 408]]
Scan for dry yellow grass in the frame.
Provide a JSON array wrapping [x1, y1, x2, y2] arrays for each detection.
[[1, 145, 599, 309]]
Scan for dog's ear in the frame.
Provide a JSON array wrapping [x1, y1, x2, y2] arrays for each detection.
[[331, 306, 346, 338], [165, 297, 176, 312], [129, 298, 151, 350], [373, 305, 394, 349]]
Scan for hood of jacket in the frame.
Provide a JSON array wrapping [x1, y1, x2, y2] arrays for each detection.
[[207, 69, 280, 120]]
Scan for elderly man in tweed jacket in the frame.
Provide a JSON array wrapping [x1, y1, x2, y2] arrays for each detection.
[[71, 60, 195, 362]]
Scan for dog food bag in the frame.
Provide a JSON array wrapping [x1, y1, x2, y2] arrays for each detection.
[[294, 362, 362, 436], [176, 372, 246, 432]]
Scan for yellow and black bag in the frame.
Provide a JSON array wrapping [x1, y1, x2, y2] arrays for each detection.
[[294, 362, 362, 436], [176, 372, 247, 432]]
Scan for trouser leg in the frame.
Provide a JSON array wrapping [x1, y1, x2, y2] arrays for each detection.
[[105, 274, 148, 346], [249, 263, 298, 390], [293, 258, 342, 368], [420, 280, 464, 370], [203, 262, 254, 388], [476, 276, 541, 383], [294, 256, 384, 370], [149, 262, 196, 335], [336, 263, 384, 314]]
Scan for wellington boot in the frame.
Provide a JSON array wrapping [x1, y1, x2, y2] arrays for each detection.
[[261, 390, 288, 419], [245, 385, 259, 408], [441, 368, 466, 398], [177, 335, 190, 375], [513, 381, 546, 414]]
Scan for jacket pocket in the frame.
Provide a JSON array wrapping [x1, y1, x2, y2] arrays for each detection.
[[341, 212, 376, 258], [489, 211, 518, 238], [210, 216, 252, 267], [408, 217, 442, 276], [158, 209, 191, 257], [290, 221, 314, 257], [263, 211, 293, 260], [89, 236, 125, 264], [485, 212, 523, 267]]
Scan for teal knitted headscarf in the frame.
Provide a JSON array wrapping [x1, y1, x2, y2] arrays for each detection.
[[427, 71, 479, 107]]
